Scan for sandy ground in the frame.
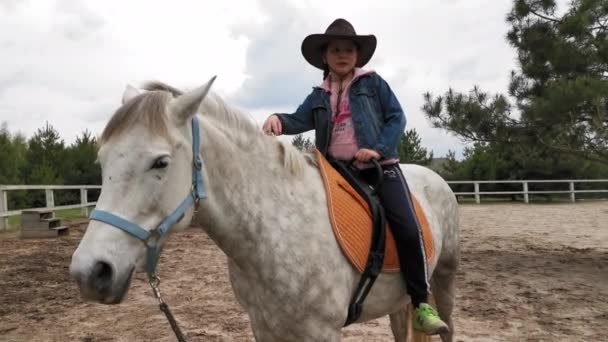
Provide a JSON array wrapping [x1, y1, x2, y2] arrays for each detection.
[[0, 202, 607, 342]]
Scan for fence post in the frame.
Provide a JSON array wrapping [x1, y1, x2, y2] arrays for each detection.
[[523, 182, 529, 204], [0, 189, 7, 230], [474, 182, 480, 204], [80, 188, 89, 217], [45, 188, 55, 209], [570, 182, 576, 203]]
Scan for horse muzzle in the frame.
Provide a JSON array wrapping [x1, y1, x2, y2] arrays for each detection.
[[70, 258, 134, 304]]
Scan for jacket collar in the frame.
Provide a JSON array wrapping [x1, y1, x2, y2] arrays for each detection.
[[318, 68, 374, 93]]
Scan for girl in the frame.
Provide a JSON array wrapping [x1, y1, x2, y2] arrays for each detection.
[[262, 18, 448, 336]]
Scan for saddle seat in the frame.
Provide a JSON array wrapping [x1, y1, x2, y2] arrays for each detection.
[[314, 149, 435, 273]]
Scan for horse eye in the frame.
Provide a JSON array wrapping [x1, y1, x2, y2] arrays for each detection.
[[151, 156, 170, 170]]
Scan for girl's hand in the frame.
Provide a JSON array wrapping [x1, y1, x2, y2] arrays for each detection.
[[262, 115, 282, 136], [355, 148, 381, 162]]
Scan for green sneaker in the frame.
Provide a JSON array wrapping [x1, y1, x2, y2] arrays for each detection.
[[413, 303, 449, 335]]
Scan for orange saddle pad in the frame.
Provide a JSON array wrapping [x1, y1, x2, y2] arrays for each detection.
[[315, 150, 435, 273]]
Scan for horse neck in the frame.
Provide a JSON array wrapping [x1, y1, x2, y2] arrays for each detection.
[[193, 114, 308, 266]]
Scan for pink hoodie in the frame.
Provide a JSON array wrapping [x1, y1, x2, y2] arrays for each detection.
[[321, 68, 399, 168]]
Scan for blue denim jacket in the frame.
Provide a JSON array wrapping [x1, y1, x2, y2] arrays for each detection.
[[276, 72, 405, 160]]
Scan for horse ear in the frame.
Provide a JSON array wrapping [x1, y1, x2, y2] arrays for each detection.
[[169, 76, 217, 125], [122, 84, 140, 104]]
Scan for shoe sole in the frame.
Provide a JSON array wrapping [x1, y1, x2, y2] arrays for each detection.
[[426, 326, 450, 336]]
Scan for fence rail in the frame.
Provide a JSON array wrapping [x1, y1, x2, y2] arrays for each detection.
[[0, 185, 101, 230], [447, 179, 608, 204], [1, 179, 607, 230]]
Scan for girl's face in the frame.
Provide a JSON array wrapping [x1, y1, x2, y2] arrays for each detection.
[[323, 39, 358, 77]]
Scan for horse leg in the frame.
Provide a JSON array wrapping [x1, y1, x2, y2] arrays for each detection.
[[389, 308, 409, 342], [430, 259, 458, 342], [248, 311, 279, 342], [249, 312, 341, 342], [227, 262, 275, 341]]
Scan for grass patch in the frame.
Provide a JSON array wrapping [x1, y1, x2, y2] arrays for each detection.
[[7, 215, 19, 228], [55, 208, 89, 221]]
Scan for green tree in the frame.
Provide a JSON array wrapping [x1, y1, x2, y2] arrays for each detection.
[[24, 122, 65, 185], [0, 123, 28, 209], [457, 144, 498, 180], [423, 0, 608, 164], [436, 150, 461, 179], [291, 134, 314, 152], [63, 130, 101, 185], [397, 129, 433, 165], [0, 122, 27, 184]]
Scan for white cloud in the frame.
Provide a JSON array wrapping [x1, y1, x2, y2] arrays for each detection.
[[226, 0, 522, 157], [0, 0, 571, 158], [0, 0, 248, 142]]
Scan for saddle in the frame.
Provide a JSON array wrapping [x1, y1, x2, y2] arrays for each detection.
[[314, 150, 435, 326]]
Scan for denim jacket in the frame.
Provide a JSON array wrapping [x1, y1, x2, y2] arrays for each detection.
[[275, 72, 405, 160]]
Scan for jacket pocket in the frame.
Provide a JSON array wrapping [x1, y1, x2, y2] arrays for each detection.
[[353, 87, 376, 98], [354, 88, 381, 123]]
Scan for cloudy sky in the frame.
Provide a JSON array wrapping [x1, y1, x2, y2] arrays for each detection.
[[0, 0, 569, 158]]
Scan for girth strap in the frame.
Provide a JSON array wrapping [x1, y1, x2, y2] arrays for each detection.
[[327, 157, 387, 327]]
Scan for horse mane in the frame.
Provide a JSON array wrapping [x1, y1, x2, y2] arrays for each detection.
[[142, 81, 313, 177], [142, 81, 183, 97], [100, 90, 172, 144]]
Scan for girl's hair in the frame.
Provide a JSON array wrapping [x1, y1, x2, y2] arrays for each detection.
[[323, 64, 330, 80], [321, 43, 330, 80]]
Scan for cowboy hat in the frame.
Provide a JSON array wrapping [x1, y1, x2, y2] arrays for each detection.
[[301, 18, 377, 70]]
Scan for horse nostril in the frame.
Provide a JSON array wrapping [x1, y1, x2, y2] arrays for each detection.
[[92, 261, 113, 294]]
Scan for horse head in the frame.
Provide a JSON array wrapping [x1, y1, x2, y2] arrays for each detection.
[[69, 77, 216, 304]]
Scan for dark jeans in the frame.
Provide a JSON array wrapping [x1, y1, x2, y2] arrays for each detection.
[[358, 163, 429, 307]]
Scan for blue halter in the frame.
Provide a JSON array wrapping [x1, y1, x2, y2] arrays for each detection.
[[89, 116, 206, 278]]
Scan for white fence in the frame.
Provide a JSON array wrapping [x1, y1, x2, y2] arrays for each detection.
[[0, 185, 101, 230], [1, 180, 607, 230], [448, 179, 608, 204]]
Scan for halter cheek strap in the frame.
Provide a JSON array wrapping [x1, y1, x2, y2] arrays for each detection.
[[89, 116, 206, 277]]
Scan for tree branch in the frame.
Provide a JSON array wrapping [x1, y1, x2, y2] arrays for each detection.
[[537, 135, 608, 165], [528, 9, 561, 23], [431, 114, 495, 143], [590, 9, 608, 31]]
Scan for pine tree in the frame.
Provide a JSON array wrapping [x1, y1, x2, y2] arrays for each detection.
[[63, 130, 101, 185], [0, 122, 27, 185], [291, 134, 314, 152], [24, 122, 65, 185], [397, 129, 433, 165], [423, 0, 608, 164]]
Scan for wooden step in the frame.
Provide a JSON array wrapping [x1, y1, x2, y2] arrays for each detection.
[[21, 209, 54, 219], [20, 226, 69, 239], [51, 226, 69, 236], [21, 218, 62, 230], [42, 218, 62, 229], [21, 211, 55, 225], [21, 209, 54, 214], [40, 212, 53, 220]]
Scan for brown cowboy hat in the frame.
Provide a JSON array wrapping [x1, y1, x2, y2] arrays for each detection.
[[301, 18, 377, 70]]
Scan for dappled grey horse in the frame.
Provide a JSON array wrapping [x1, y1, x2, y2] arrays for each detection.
[[69, 77, 460, 341]]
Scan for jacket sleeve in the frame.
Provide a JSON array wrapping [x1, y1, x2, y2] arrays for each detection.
[[373, 74, 406, 157], [274, 92, 316, 135]]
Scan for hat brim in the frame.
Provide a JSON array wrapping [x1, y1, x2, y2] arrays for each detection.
[[301, 34, 377, 70]]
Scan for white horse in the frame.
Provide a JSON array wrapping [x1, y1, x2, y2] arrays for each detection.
[[69, 77, 460, 342]]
